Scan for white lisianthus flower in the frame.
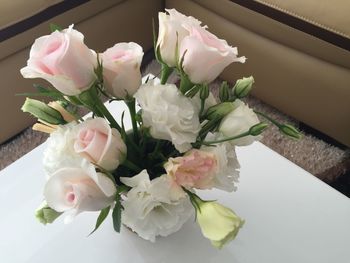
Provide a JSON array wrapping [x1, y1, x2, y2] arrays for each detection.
[[43, 122, 81, 176], [219, 99, 261, 146], [120, 170, 193, 242], [134, 82, 200, 152], [201, 133, 240, 192], [44, 159, 116, 223]]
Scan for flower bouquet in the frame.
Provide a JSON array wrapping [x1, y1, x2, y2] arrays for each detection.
[[19, 9, 300, 248]]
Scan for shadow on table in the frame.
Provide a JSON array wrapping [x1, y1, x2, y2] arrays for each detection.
[[119, 219, 238, 263]]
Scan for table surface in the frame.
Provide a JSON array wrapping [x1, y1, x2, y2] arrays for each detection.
[[0, 101, 349, 263]]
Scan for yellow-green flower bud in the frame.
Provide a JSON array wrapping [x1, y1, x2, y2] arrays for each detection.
[[233, 76, 254, 98], [219, 81, 230, 102], [21, 98, 66, 125], [280, 124, 302, 139], [35, 201, 62, 225], [249, 122, 269, 136], [196, 201, 244, 249], [206, 102, 234, 120]]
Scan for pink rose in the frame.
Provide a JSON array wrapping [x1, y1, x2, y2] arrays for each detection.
[[180, 25, 246, 84], [164, 149, 217, 189], [74, 118, 126, 171], [20, 25, 97, 96], [44, 161, 116, 223], [101, 42, 143, 98], [157, 9, 201, 67]]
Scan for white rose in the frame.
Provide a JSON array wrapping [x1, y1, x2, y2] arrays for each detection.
[[20, 25, 97, 96], [219, 99, 261, 146], [201, 133, 240, 192], [44, 160, 116, 223], [180, 25, 246, 84], [134, 82, 200, 152], [157, 9, 201, 67], [74, 118, 126, 171], [120, 170, 193, 242], [101, 42, 143, 98]]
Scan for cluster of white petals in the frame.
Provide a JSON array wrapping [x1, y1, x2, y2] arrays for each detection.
[[121, 170, 193, 242]]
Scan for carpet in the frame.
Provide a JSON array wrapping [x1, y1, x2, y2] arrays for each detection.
[[1, 60, 349, 196]]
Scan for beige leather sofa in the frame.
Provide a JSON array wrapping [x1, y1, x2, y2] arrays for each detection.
[[1, 0, 350, 147]]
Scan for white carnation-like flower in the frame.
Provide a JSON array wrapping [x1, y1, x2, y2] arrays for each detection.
[[43, 122, 81, 176], [201, 133, 240, 192], [134, 82, 200, 152], [120, 170, 193, 242]]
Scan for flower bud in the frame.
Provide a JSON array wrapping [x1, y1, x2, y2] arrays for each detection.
[[21, 98, 66, 125], [196, 200, 244, 249], [219, 81, 230, 102], [48, 101, 76, 123], [35, 201, 62, 225], [249, 122, 268, 136], [233, 76, 254, 98], [206, 102, 234, 120], [200, 85, 209, 100], [280, 124, 302, 139]]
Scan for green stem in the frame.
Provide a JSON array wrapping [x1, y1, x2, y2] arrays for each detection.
[[80, 87, 122, 132], [125, 99, 139, 143], [199, 98, 205, 119], [202, 131, 250, 146], [160, 64, 173, 84], [95, 101, 122, 132], [182, 187, 203, 213], [179, 74, 193, 94], [254, 110, 281, 128], [122, 159, 142, 173]]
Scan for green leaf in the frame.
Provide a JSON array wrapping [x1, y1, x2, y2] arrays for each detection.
[[50, 23, 62, 32], [112, 195, 123, 233], [16, 84, 67, 101], [89, 206, 110, 236]]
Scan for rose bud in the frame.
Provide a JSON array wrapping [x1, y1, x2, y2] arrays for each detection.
[[74, 118, 126, 171], [20, 25, 97, 96], [101, 42, 143, 99], [179, 25, 246, 84]]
